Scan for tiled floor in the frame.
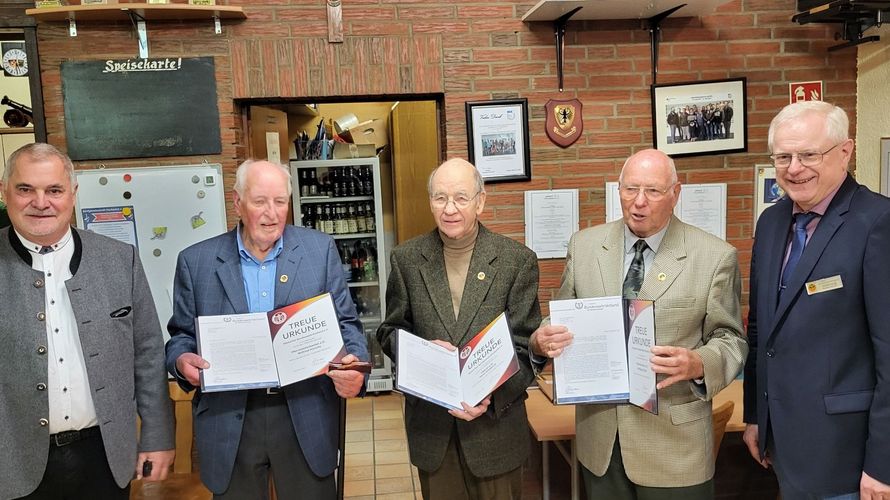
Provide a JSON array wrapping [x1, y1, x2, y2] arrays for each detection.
[[343, 392, 422, 500]]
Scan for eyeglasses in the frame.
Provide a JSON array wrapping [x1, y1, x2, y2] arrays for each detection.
[[618, 184, 676, 202], [770, 143, 842, 169], [430, 191, 481, 209]]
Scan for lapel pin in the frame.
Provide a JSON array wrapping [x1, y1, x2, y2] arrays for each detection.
[[280, 274, 289, 283], [657, 273, 666, 281], [477, 272, 485, 281]]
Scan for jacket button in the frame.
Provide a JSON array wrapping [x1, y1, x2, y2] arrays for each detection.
[[33, 279, 44, 288], [37, 383, 47, 391], [235, 414, 243, 421], [766, 349, 775, 357], [763, 391, 768, 399], [37, 312, 46, 321], [37, 345, 47, 354], [39, 418, 49, 427]]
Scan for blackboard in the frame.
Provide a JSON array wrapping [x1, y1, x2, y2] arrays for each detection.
[[62, 56, 222, 161]]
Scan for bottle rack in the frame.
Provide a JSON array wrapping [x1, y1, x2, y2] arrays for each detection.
[[290, 157, 393, 392]]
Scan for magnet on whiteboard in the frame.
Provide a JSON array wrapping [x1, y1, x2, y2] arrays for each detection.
[[197, 190, 206, 199], [191, 211, 206, 229], [191, 175, 200, 184], [153, 248, 162, 257], [99, 177, 108, 185], [151, 227, 167, 240]]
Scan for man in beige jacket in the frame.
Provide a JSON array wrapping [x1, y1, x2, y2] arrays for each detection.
[[532, 149, 747, 499]]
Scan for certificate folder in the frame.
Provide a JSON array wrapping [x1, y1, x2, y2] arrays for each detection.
[[196, 293, 347, 393], [395, 312, 520, 411], [550, 297, 658, 414]]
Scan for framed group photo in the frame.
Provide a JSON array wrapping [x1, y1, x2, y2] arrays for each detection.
[[465, 98, 531, 183], [652, 77, 747, 158]]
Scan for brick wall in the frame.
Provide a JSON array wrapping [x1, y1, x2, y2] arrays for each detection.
[[33, 0, 857, 309]]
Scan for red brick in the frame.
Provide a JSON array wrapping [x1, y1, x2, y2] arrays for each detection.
[[474, 48, 529, 63]]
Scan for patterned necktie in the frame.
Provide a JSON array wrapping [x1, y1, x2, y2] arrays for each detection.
[[780, 212, 818, 297], [38, 245, 54, 254], [623, 239, 648, 298]]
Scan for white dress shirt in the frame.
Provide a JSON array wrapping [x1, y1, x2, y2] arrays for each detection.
[[18, 228, 99, 433]]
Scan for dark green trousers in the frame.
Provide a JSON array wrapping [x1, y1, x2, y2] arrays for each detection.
[[418, 427, 521, 500]]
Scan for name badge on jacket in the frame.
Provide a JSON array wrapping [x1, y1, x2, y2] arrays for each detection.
[[806, 275, 843, 295]]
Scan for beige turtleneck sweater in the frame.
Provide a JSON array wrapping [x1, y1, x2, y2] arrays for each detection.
[[441, 223, 479, 320]]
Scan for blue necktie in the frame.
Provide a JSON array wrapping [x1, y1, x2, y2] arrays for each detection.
[[780, 212, 818, 297], [623, 239, 648, 298]]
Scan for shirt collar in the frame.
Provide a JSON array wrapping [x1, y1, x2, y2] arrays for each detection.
[[17, 227, 73, 255], [624, 220, 669, 255], [236, 223, 283, 264]]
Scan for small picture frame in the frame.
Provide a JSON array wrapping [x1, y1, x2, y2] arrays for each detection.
[[754, 164, 783, 228], [651, 78, 747, 158], [465, 98, 531, 184]]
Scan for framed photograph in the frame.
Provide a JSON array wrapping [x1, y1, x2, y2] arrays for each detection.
[[466, 99, 531, 183], [652, 77, 747, 157]]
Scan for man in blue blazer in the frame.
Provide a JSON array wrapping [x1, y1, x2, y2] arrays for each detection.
[[166, 160, 369, 499], [744, 101, 890, 499]]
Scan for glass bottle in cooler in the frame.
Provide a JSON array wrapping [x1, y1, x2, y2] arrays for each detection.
[[355, 203, 367, 233], [307, 169, 319, 196], [363, 241, 377, 281], [364, 202, 375, 232], [323, 204, 335, 234], [346, 204, 359, 234], [338, 241, 352, 282], [300, 169, 310, 197], [332, 167, 342, 198]]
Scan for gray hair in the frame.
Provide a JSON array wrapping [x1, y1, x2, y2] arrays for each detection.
[[427, 158, 485, 196], [3, 143, 77, 187], [618, 149, 678, 185], [767, 101, 849, 152], [233, 159, 292, 197]]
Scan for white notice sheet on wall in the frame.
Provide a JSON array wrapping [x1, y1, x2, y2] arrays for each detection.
[[605, 182, 726, 240], [524, 189, 579, 259]]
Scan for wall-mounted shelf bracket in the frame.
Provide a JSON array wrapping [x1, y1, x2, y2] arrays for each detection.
[[647, 4, 686, 85], [554, 6, 582, 92], [792, 0, 890, 51], [128, 11, 149, 59]]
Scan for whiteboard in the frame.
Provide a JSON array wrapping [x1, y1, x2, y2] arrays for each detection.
[[74, 165, 228, 337]]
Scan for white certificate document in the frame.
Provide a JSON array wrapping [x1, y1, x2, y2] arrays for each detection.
[[524, 189, 579, 259], [196, 312, 279, 391], [197, 293, 346, 392], [396, 313, 519, 410], [550, 297, 629, 404], [675, 183, 726, 240], [626, 300, 658, 414]]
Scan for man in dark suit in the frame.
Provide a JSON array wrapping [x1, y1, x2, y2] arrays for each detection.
[[166, 159, 368, 499], [0, 143, 174, 499], [744, 101, 890, 499], [377, 158, 541, 500]]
